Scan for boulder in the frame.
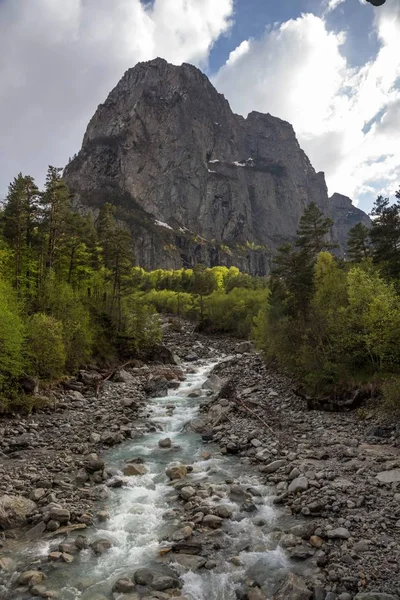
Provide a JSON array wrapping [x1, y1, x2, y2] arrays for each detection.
[[134, 568, 154, 586], [90, 538, 113, 555], [123, 464, 148, 476], [0, 495, 36, 529], [327, 527, 350, 540], [288, 477, 309, 494], [376, 469, 400, 484], [158, 438, 172, 448], [180, 486, 196, 500], [166, 464, 188, 480], [148, 344, 180, 365], [202, 374, 224, 392], [263, 460, 286, 474], [84, 453, 105, 473], [203, 514, 223, 529], [113, 368, 135, 383], [112, 578, 136, 593], [171, 525, 193, 541], [273, 573, 312, 600], [18, 571, 46, 586], [151, 576, 179, 591], [235, 341, 253, 354]]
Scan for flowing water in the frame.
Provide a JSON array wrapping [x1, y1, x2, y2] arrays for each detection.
[[3, 357, 294, 600]]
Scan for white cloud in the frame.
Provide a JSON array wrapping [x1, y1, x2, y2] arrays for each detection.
[[326, 0, 346, 13], [0, 0, 233, 193], [213, 8, 400, 207]]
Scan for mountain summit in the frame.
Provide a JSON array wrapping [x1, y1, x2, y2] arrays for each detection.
[[64, 58, 369, 273]]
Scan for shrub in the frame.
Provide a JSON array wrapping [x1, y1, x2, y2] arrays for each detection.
[[0, 278, 25, 404], [123, 299, 162, 352], [26, 313, 66, 380], [381, 377, 400, 414], [37, 279, 93, 372]]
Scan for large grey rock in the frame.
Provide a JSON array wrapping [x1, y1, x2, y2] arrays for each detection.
[[288, 477, 309, 494], [273, 573, 312, 600], [64, 58, 369, 274], [0, 495, 36, 529], [327, 527, 350, 539], [376, 469, 400, 484]]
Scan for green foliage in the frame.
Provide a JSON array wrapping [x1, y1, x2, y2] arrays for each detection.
[[255, 197, 400, 404], [0, 278, 25, 403], [123, 299, 162, 352], [37, 278, 93, 372], [369, 193, 400, 282], [26, 313, 66, 380]]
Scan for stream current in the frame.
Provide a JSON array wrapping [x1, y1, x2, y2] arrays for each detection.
[[5, 357, 293, 600]]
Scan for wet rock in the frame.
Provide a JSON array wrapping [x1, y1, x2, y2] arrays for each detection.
[[288, 477, 309, 494], [203, 514, 223, 528], [166, 464, 188, 480], [327, 527, 350, 540], [145, 377, 169, 398], [214, 505, 233, 518], [0, 494, 36, 529], [287, 544, 315, 560], [112, 577, 136, 593], [184, 353, 199, 362], [48, 506, 70, 524], [273, 573, 312, 600], [180, 486, 196, 500], [248, 588, 268, 600], [134, 568, 154, 585], [151, 576, 179, 591], [200, 451, 211, 460], [159, 438, 172, 448], [84, 453, 105, 473], [123, 464, 148, 476], [171, 525, 193, 541], [30, 584, 56, 598], [18, 571, 46, 586], [75, 535, 90, 550], [90, 538, 113, 554], [172, 554, 206, 570], [202, 374, 224, 392]]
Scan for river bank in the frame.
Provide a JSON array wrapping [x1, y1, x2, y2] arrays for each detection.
[[0, 320, 399, 600]]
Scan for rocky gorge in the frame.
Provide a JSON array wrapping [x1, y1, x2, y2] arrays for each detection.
[[0, 322, 399, 600]]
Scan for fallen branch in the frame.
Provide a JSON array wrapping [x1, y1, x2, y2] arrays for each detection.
[[233, 395, 278, 439]]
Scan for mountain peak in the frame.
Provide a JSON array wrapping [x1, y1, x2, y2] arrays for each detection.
[[64, 59, 369, 274]]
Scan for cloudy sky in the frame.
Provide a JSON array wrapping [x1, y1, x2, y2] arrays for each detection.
[[0, 0, 399, 213]]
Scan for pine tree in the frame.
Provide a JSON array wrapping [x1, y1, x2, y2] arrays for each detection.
[[347, 223, 371, 262], [97, 203, 135, 327], [369, 194, 400, 280], [3, 174, 40, 290], [295, 202, 336, 256], [40, 166, 70, 273]]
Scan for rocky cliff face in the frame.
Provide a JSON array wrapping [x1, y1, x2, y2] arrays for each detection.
[[64, 58, 369, 274]]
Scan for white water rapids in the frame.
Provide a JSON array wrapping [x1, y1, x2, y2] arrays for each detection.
[[5, 358, 293, 600]]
